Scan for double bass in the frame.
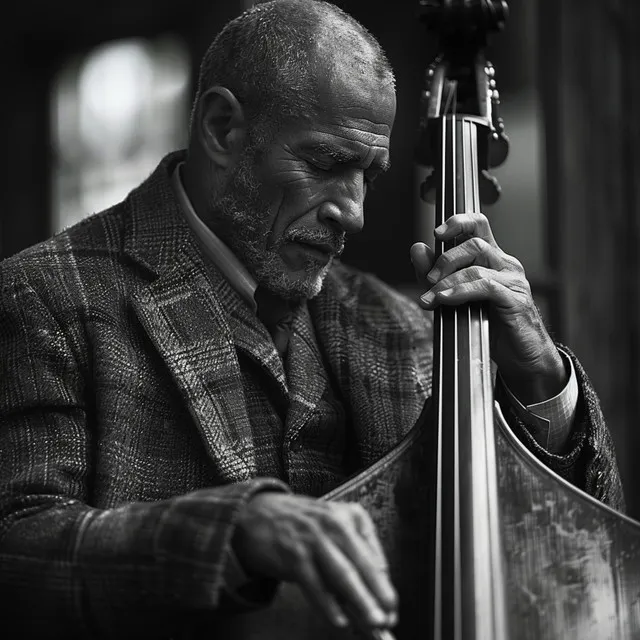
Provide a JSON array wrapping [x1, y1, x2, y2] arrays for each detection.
[[219, 1, 640, 638]]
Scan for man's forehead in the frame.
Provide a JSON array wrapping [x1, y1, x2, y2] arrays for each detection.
[[315, 73, 396, 132], [303, 93, 395, 147], [331, 110, 394, 136], [298, 129, 390, 154]]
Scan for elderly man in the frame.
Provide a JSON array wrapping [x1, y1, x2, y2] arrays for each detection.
[[0, 0, 624, 638]]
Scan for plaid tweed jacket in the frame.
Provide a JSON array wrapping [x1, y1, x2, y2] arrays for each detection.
[[0, 152, 624, 639]]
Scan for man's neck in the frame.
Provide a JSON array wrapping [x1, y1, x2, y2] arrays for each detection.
[[180, 155, 215, 230]]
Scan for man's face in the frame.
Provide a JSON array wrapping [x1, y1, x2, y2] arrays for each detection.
[[211, 65, 396, 300]]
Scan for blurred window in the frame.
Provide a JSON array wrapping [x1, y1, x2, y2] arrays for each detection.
[[51, 35, 190, 233]]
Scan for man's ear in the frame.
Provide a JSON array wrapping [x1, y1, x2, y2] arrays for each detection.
[[196, 86, 246, 168]]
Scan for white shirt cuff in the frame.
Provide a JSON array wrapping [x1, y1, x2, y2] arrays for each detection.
[[499, 348, 578, 454]]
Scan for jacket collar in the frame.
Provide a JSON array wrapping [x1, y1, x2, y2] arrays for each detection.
[[123, 150, 198, 278]]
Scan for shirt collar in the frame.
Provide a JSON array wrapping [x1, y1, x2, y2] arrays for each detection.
[[171, 161, 258, 313]]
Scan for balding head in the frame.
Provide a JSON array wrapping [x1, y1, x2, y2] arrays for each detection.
[[190, 0, 395, 142]]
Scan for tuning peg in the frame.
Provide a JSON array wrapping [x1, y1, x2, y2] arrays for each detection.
[[420, 170, 502, 206], [489, 129, 509, 168], [420, 170, 437, 204], [489, 89, 509, 167], [479, 170, 501, 205]]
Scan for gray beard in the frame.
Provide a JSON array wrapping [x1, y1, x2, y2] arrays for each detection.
[[209, 148, 343, 301]]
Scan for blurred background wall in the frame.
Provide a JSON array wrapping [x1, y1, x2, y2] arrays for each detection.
[[1, 0, 639, 517]]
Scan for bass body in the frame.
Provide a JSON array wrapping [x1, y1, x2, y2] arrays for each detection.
[[217, 400, 640, 639]]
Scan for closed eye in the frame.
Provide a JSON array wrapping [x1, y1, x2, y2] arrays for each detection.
[[307, 158, 377, 191], [306, 159, 331, 174]]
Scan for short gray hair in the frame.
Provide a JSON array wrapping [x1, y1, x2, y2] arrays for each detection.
[[190, 0, 395, 142]]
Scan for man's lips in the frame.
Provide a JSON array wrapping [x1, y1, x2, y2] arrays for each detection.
[[294, 241, 336, 254], [289, 240, 337, 262]]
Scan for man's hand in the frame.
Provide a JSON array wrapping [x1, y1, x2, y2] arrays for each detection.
[[232, 492, 398, 632], [410, 212, 567, 405]]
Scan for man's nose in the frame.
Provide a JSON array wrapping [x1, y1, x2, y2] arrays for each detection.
[[317, 173, 365, 235]]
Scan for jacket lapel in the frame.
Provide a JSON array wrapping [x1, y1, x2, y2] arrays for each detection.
[[284, 304, 330, 443], [226, 301, 289, 399], [132, 254, 258, 482]]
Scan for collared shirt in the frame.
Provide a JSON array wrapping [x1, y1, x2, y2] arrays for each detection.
[[171, 162, 258, 313], [171, 161, 578, 454]]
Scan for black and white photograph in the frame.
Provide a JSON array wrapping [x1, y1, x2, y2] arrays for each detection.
[[1, 1, 639, 638]]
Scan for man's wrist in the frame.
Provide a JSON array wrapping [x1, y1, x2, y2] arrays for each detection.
[[500, 346, 568, 406]]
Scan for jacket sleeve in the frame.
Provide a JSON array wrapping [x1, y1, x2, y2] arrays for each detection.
[[495, 342, 625, 513], [0, 270, 289, 638]]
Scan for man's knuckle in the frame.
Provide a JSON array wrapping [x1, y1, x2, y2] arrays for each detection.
[[348, 502, 368, 518], [316, 506, 344, 530], [283, 538, 311, 573], [309, 517, 327, 536], [294, 514, 322, 541], [471, 211, 488, 225], [332, 512, 356, 537], [293, 544, 309, 563], [508, 255, 524, 272], [486, 279, 502, 295], [471, 237, 489, 252]]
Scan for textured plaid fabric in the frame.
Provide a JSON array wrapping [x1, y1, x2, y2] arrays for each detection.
[[0, 151, 625, 638], [218, 286, 353, 497]]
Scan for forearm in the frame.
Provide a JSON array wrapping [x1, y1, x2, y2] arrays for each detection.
[[0, 478, 289, 638]]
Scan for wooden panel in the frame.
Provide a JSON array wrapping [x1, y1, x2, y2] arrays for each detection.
[[539, 0, 640, 518], [0, 40, 50, 260]]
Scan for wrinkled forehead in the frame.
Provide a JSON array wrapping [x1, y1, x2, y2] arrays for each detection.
[[314, 59, 396, 136]]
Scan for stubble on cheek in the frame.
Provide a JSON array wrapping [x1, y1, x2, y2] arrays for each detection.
[[210, 153, 335, 299]]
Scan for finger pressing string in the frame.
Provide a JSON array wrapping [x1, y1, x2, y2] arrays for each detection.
[[410, 242, 435, 289], [420, 278, 514, 309], [426, 237, 503, 284], [434, 212, 497, 246]]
